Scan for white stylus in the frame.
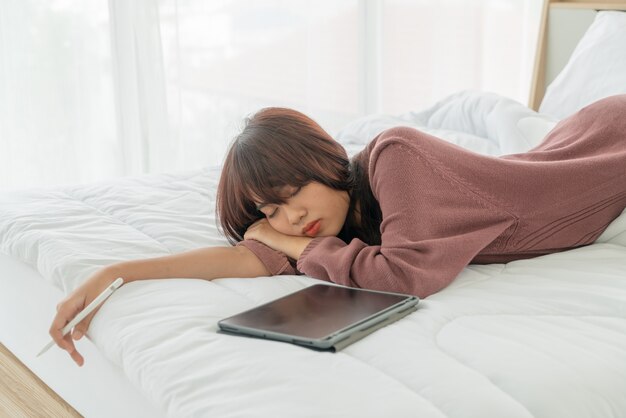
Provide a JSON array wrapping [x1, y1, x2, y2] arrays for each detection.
[[36, 277, 124, 357]]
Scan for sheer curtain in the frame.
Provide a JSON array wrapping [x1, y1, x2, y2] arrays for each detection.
[[0, 0, 542, 191]]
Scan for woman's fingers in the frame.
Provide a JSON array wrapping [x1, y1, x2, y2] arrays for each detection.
[[71, 310, 96, 341], [66, 339, 84, 366], [49, 299, 84, 358], [50, 272, 118, 367]]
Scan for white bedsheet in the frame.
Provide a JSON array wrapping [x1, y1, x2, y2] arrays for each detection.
[[1, 91, 625, 417]]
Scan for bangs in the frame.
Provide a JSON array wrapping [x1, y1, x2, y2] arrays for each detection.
[[233, 147, 310, 208]]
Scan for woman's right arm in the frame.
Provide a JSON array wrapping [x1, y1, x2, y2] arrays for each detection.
[[110, 245, 270, 283], [50, 245, 269, 366]]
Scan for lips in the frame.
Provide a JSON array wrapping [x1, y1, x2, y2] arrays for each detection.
[[302, 220, 321, 236]]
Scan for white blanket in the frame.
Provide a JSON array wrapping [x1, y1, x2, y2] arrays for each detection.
[[336, 90, 558, 156], [1, 91, 625, 418]]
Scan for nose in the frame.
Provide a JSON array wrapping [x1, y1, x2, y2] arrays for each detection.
[[284, 205, 306, 226]]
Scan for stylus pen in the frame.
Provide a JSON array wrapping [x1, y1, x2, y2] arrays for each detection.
[[36, 277, 124, 357]]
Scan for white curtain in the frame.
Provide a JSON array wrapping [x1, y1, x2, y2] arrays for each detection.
[[0, 0, 542, 191]]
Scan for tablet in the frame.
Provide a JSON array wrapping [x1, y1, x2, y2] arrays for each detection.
[[217, 284, 419, 352]]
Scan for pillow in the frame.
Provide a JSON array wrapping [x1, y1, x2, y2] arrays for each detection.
[[539, 11, 626, 119]]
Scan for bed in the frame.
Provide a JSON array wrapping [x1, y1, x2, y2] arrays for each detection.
[[2, 2, 626, 417]]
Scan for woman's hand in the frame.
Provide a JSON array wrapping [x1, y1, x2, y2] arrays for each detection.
[[244, 218, 314, 260], [49, 268, 119, 366], [243, 218, 282, 246]]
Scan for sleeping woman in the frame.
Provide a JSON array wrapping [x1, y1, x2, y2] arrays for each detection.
[[50, 94, 626, 366]]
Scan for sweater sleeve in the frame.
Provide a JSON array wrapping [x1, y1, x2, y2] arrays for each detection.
[[296, 130, 516, 298], [236, 239, 299, 276]]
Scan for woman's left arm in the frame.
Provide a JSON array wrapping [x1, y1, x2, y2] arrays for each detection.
[[243, 218, 314, 260], [295, 133, 517, 298]]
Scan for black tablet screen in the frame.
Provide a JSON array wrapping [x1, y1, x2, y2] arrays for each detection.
[[220, 284, 411, 339]]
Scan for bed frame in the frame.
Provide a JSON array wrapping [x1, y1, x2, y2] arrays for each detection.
[[529, 0, 626, 110], [0, 343, 80, 416]]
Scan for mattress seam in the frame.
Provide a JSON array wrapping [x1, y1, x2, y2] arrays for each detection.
[[340, 351, 449, 417], [434, 314, 626, 413]]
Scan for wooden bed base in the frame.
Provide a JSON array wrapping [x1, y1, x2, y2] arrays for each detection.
[[0, 343, 81, 417]]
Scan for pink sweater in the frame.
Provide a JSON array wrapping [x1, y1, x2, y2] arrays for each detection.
[[237, 95, 626, 297]]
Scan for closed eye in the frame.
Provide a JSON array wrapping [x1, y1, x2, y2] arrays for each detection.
[[263, 186, 301, 219]]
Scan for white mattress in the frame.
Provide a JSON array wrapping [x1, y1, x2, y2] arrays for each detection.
[[1, 91, 625, 417]]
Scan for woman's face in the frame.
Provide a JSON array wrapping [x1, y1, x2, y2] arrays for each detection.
[[256, 182, 350, 238]]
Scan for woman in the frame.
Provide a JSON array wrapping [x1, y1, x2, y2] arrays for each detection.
[[51, 94, 626, 366]]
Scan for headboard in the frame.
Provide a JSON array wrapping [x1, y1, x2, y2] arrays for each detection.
[[529, 0, 626, 110]]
